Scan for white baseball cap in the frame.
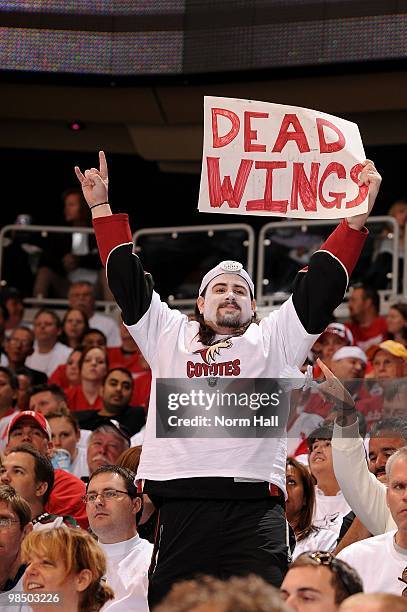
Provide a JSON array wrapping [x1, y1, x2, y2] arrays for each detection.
[[199, 261, 254, 297], [332, 346, 367, 363]]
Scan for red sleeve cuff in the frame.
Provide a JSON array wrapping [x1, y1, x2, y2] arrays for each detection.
[[319, 219, 368, 279], [92, 213, 133, 266]]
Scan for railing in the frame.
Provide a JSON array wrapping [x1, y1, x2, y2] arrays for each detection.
[[0, 224, 117, 313], [256, 216, 400, 309], [0, 217, 403, 314], [133, 223, 255, 308]]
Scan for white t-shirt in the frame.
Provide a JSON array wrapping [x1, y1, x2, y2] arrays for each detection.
[[26, 342, 71, 377], [71, 446, 89, 479], [337, 530, 407, 595], [292, 515, 343, 560], [126, 291, 320, 495], [100, 534, 153, 612], [89, 313, 121, 347], [313, 487, 351, 527], [77, 428, 91, 449]]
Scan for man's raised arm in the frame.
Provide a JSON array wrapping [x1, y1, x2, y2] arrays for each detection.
[[291, 160, 381, 335], [316, 359, 394, 535], [332, 417, 394, 535], [75, 151, 153, 326]]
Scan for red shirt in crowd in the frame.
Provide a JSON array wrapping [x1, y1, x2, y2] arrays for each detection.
[[345, 317, 388, 352], [49, 364, 71, 389], [46, 468, 88, 529], [66, 385, 104, 412], [356, 394, 384, 430], [50, 349, 151, 411]]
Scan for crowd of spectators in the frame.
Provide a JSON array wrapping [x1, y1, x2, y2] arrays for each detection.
[[1, 180, 407, 610], [0, 270, 406, 609]]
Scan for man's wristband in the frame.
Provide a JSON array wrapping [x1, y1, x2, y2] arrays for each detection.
[[90, 201, 109, 210]]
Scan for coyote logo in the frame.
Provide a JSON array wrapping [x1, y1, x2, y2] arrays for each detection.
[[195, 339, 232, 364]]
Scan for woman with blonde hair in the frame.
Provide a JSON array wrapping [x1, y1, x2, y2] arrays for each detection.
[[21, 527, 113, 612]]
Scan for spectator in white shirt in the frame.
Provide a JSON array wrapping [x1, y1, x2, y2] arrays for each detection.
[[332, 413, 407, 536], [1, 327, 47, 386], [26, 310, 71, 377], [337, 447, 407, 595], [333, 416, 407, 554], [281, 551, 363, 611], [308, 424, 350, 527], [68, 282, 120, 347], [85, 465, 153, 611]]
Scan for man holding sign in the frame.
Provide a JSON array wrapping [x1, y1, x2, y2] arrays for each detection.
[[75, 128, 380, 606]]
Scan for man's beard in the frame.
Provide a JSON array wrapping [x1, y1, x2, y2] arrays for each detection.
[[216, 311, 242, 329], [215, 301, 249, 329]]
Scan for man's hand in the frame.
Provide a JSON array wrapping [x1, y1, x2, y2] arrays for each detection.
[[317, 358, 357, 426], [75, 151, 109, 208], [347, 159, 382, 231], [317, 358, 355, 408]]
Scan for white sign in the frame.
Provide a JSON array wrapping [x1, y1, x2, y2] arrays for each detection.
[[198, 96, 368, 219]]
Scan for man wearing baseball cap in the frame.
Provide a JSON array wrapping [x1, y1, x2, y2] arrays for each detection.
[[354, 340, 407, 430], [302, 346, 368, 421], [75, 151, 382, 605], [86, 417, 131, 477], [5, 411, 88, 529], [313, 322, 354, 377], [370, 340, 407, 379]]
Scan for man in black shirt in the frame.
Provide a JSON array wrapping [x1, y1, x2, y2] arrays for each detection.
[[76, 367, 145, 436], [3, 327, 46, 386]]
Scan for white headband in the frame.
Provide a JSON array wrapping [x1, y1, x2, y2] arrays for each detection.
[[199, 261, 254, 297], [332, 346, 367, 363]]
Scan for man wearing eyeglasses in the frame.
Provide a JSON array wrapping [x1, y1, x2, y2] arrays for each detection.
[[337, 447, 407, 595], [0, 484, 32, 611], [1, 327, 47, 386], [85, 465, 153, 612]]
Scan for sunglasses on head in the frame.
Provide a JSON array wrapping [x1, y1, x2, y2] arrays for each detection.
[[304, 552, 354, 597]]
